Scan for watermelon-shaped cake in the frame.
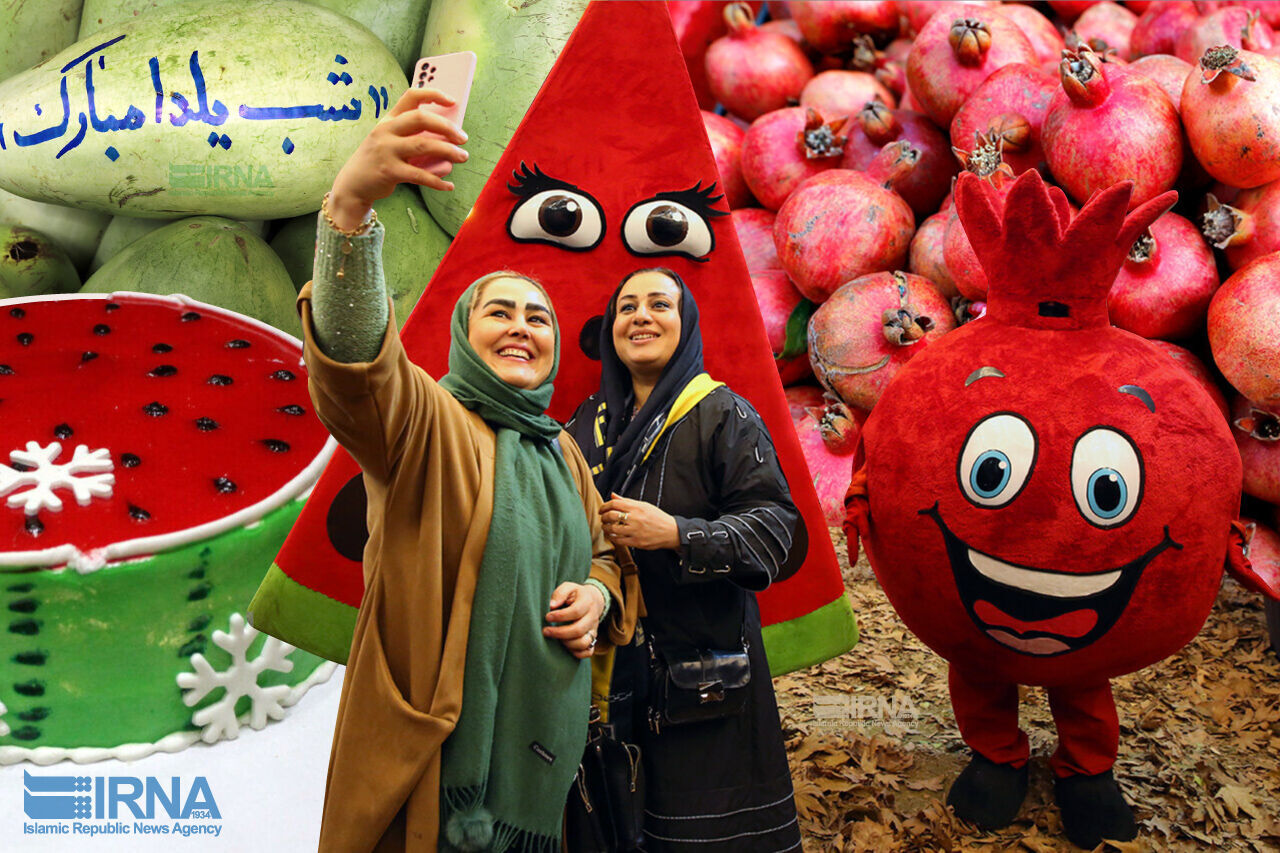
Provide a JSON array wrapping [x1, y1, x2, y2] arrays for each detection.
[[0, 292, 336, 763]]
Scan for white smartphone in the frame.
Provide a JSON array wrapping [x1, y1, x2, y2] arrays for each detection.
[[411, 50, 477, 177]]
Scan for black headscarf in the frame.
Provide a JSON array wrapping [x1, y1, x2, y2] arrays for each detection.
[[583, 270, 706, 497]]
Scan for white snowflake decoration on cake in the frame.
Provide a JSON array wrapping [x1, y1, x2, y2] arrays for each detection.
[[0, 441, 114, 514], [176, 613, 296, 744], [0, 698, 9, 738]]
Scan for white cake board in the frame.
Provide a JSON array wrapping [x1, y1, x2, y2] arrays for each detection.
[[0, 665, 344, 852]]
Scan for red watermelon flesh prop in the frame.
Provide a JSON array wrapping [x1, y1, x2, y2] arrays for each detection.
[[0, 293, 334, 571], [258, 0, 857, 675]]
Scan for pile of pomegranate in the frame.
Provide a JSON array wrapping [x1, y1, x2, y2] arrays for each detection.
[[686, 0, 1280, 573]]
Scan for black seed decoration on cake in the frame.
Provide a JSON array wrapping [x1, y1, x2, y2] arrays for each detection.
[[11, 462, 33, 472], [178, 636, 207, 657], [16, 332, 33, 346], [14, 650, 47, 665], [188, 568, 206, 579], [80, 351, 98, 363], [53, 423, 73, 439], [18, 707, 48, 721], [12, 726, 40, 740], [7, 598, 36, 613], [120, 453, 141, 467], [207, 374, 233, 386], [127, 504, 151, 521], [278, 404, 305, 416], [152, 342, 173, 354], [93, 323, 111, 335], [24, 516, 43, 536], [271, 369, 296, 381], [213, 476, 236, 494], [143, 401, 168, 416], [187, 582, 212, 601], [187, 615, 211, 632], [0, 365, 13, 374], [105, 302, 120, 311], [199, 546, 212, 558], [8, 619, 39, 635], [226, 339, 250, 349], [327, 473, 371, 562], [148, 365, 178, 377], [261, 439, 290, 453], [5, 582, 33, 593], [194, 417, 219, 431], [9, 307, 24, 318], [13, 679, 43, 696], [181, 311, 202, 322]]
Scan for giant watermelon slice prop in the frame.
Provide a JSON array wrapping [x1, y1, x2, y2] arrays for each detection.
[[254, 0, 857, 675]]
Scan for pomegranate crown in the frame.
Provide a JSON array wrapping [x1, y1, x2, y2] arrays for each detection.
[[955, 170, 1176, 330]]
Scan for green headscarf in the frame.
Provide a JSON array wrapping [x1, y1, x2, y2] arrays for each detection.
[[437, 277, 593, 853]]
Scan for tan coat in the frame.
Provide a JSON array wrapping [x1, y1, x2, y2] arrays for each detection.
[[297, 284, 637, 852]]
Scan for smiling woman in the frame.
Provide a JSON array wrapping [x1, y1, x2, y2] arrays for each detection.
[[465, 271, 556, 390]]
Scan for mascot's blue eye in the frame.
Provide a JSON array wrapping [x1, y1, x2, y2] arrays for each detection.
[[970, 451, 1012, 498], [1086, 468, 1127, 518]]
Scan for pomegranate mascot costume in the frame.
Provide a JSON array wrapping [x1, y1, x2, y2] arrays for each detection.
[[845, 169, 1280, 849]]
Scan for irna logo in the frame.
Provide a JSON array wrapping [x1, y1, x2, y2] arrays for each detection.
[[23, 771, 221, 821]]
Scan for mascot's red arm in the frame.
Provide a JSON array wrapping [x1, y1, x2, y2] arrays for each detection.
[[1227, 520, 1280, 599], [843, 443, 869, 566]]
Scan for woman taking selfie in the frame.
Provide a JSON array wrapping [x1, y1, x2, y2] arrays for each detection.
[[303, 86, 634, 852], [566, 268, 801, 852]]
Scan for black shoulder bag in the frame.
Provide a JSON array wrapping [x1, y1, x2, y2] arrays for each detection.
[[564, 705, 645, 852]]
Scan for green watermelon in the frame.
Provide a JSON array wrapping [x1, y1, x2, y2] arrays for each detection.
[[78, 1, 184, 39], [90, 213, 266, 272], [306, 0, 434, 78], [270, 185, 451, 322], [417, 0, 588, 234], [0, 0, 83, 84], [0, 224, 81, 297], [0, 0, 406, 219], [81, 215, 299, 335], [0, 187, 110, 273]]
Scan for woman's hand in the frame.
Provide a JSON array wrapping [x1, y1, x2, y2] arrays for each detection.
[[327, 87, 470, 231], [600, 494, 680, 551], [543, 582, 607, 659]]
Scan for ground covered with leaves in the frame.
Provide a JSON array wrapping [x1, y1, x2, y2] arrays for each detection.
[[779, 530, 1280, 852]]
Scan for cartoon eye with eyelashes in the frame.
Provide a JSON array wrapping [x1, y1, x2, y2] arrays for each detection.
[[621, 182, 727, 261], [506, 162, 605, 251]]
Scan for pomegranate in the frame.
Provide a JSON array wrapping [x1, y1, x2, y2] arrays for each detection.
[[1047, 1, 1100, 22], [1202, 183, 1280, 271], [840, 100, 958, 216], [1128, 54, 1195, 106], [760, 17, 807, 49], [1176, 7, 1277, 64], [1042, 46, 1182, 206], [1150, 340, 1230, 420], [1108, 212, 1220, 341], [1072, 1, 1140, 61], [943, 133, 1018, 301], [785, 383, 826, 421], [740, 106, 847, 211], [906, 5, 1038, 127], [1130, 1, 1199, 58], [1217, 1, 1280, 29], [1182, 47, 1280, 188], [998, 3, 1068, 66], [899, 1, 997, 38], [1207, 252, 1280, 405], [733, 207, 783, 272], [701, 111, 754, 209], [807, 270, 956, 411], [799, 70, 896, 117], [789, 391, 863, 525], [1230, 396, 1280, 502], [705, 2, 814, 121], [950, 63, 1057, 176], [909, 211, 960, 299], [774, 142, 918, 302], [751, 268, 816, 385], [787, 0, 899, 54], [1239, 517, 1280, 601]]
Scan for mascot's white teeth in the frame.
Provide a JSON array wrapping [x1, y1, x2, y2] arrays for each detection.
[[967, 548, 1122, 598]]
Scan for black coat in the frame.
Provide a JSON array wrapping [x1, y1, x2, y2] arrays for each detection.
[[567, 386, 802, 853]]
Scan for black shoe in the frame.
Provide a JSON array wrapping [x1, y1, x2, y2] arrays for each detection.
[[1054, 769, 1138, 849], [946, 753, 1029, 830]]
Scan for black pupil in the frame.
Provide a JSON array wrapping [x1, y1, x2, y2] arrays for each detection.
[[976, 456, 1006, 493], [538, 196, 582, 237], [646, 205, 688, 247], [1093, 473, 1122, 513]]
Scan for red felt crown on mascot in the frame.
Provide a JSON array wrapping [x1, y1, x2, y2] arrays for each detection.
[[955, 170, 1177, 330]]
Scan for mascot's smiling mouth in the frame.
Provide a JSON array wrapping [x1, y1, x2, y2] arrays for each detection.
[[921, 505, 1181, 656]]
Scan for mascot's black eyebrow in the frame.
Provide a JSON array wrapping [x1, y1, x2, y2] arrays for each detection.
[[507, 161, 594, 199], [1118, 384, 1155, 413], [638, 180, 730, 219]]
